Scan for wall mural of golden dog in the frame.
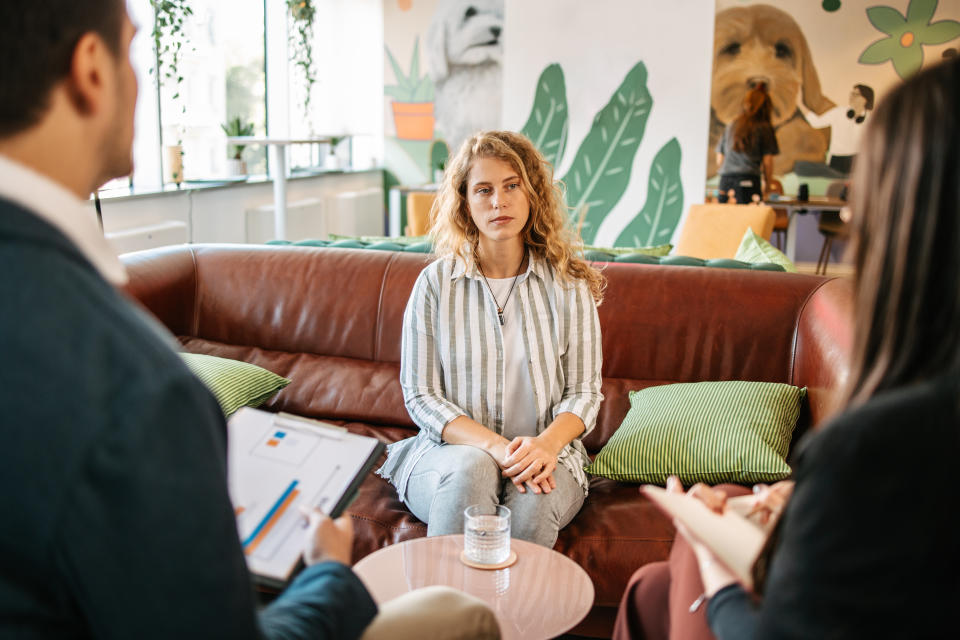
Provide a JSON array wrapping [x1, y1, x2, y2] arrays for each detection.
[[709, 3, 835, 177]]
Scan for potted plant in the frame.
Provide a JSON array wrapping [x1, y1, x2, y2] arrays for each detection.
[[324, 136, 346, 170], [221, 117, 255, 175], [287, 0, 317, 123], [385, 36, 435, 140], [151, 0, 193, 184]]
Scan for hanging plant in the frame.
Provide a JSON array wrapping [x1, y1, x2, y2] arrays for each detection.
[[151, 0, 193, 182], [287, 0, 317, 121]]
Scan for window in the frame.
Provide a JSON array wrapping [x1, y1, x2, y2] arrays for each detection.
[[159, 0, 267, 181], [101, 0, 383, 193]]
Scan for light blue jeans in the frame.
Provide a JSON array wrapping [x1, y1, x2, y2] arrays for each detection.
[[403, 444, 585, 548]]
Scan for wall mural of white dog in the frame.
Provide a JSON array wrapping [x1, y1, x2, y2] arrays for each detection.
[[426, 0, 504, 152]]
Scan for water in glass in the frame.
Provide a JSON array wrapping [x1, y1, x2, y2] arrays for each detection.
[[464, 506, 511, 564]]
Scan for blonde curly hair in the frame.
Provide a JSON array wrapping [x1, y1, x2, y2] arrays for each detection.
[[430, 130, 605, 304]]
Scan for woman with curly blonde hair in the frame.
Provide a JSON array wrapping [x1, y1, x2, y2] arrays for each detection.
[[377, 130, 604, 547]]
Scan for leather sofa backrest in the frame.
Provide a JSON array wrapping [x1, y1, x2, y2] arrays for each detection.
[[123, 245, 852, 453]]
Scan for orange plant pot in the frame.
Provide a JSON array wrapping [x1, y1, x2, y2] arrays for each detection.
[[392, 101, 435, 141]]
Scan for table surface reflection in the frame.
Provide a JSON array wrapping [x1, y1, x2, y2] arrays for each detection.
[[353, 534, 594, 640]]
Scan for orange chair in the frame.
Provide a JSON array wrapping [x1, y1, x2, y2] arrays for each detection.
[[673, 203, 776, 259], [406, 192, 436, 236]]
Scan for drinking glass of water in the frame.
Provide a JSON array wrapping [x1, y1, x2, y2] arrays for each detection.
[[463, 504, 511, 565]]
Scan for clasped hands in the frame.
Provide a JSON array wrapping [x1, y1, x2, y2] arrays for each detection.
[[497, 436, 558, 495]]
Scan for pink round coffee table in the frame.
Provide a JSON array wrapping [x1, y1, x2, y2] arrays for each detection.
[[353, 535, 594, 640]]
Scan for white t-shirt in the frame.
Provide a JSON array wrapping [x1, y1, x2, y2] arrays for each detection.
[[485, 276, 539, 440]]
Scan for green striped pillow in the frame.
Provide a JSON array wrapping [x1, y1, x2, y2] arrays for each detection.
[[586, 381, 805, 485], [180, 353, 290, 418]]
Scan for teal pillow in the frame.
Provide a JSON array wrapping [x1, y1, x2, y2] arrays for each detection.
[[180, 353, 290, 417], [734, 228, 797, 273], [583, 243, 672, 257], [586, 381, 806, 485], [328, 233, 430, 246]]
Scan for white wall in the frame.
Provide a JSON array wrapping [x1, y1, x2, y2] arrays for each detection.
[[503, 0, 716, 246]]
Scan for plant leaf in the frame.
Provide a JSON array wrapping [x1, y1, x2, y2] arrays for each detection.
[[892, 42, 923, 78], [867, 6, 907, 35], [521, 64, 569, 169], [906, 0, 937, 25], [561, 61, 652, 244], [920, 19, 960, 44], [614, 138, 683, 248], [410, 36, 421, 87], [384, 44, 410, 97], [859, 38, 897, 64]]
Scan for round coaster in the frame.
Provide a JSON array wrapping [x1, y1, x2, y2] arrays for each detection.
[[459, 550, 518, 570]]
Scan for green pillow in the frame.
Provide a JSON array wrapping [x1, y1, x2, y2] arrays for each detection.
[[734, 228, 797, 273], [180, 353, 290, 417], [582, 243, 672, 257], [328, 233, 429, 246], [586, 380, 806, 485]]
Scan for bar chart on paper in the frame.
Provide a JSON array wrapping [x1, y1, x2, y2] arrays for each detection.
[[226, 408, 384, 583]]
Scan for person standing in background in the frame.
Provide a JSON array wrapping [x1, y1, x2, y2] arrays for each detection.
[[715, 83, 781, 204]]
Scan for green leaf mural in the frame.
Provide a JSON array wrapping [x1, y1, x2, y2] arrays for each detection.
[[521, 64, 569, 169], [561, 62, 652, 244], [614, 138, 683, 248]]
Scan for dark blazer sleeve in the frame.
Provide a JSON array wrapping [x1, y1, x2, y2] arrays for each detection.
[[53, 367, 376, 639]]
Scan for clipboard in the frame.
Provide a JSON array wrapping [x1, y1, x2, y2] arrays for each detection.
[[226, 407, 385, 586]]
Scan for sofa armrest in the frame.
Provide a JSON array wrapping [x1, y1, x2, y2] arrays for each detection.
[[792, 277, 854, 434], [121, 245, 199, 337]]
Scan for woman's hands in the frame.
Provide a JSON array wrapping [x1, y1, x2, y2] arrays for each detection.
[[745, 480, 794, 527], [501, 436, 558, 494], [665, 476, 739, 597]]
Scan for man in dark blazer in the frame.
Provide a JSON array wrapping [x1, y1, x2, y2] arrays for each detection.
[[0, 2, 379, 637]]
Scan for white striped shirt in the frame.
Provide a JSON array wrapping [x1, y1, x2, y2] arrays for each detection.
[[377, 252, 604, 499]]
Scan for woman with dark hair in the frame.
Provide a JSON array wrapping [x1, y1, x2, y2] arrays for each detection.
[[715, 83, 780, 203], [615, 57, 960, 639], [378, 130, 604, 548]]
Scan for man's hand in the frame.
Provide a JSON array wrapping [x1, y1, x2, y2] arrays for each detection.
[[301, 507, 354, 566]]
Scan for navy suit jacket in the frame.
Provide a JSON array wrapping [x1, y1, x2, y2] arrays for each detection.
[[0, 199, 376, 639]]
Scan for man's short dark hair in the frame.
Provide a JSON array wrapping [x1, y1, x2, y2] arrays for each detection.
[[0, 0, 125, 137]]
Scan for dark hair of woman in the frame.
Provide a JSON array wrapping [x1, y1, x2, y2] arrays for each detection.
[[844, 57, 960, 407], [730, 83, 774, 153]]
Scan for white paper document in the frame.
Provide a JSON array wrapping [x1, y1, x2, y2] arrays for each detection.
[[227, 408, 384, 585]]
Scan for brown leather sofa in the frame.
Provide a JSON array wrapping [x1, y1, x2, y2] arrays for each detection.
[[121, 244, 853, 637]]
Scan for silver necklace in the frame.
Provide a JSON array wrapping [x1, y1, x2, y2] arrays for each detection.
[[478, 256, 524, 326]]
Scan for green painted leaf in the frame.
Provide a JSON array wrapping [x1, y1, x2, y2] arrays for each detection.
[[385, 45, 409, 90], [521, 64, 569, 169], [410, 37, 421, 87], [562, 61, 652, 244], [892, 42, 924, 78], [614, 138, 683, 248], [858, 38, 896, 64], [430, 140, 449, 171], [921, 19, 960, 44], [867, 6, 907, 35], [906, 0, 937, 25]]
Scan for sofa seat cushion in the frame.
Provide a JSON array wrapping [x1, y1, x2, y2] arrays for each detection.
[[556, 477, 674, 606]]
